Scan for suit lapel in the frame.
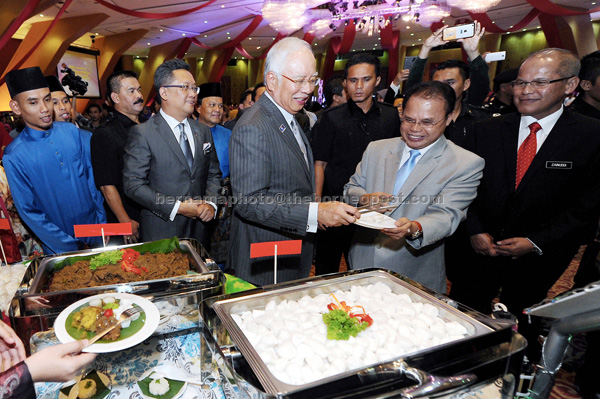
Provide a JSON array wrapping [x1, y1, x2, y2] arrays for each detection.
[[189, 119, 203, 174], [515, 111, 573, 195], [500, 114, 520, 191], [397, 136, 447, 200], [384, 140, 404, 193], [155, 114, 191, 173], [263, 98, 311, 179]]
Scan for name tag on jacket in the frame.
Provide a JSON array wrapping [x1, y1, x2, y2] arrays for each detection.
[[545, 161, 572, 169]]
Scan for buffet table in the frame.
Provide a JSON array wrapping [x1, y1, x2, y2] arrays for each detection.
[[32, 327, 237, 399]]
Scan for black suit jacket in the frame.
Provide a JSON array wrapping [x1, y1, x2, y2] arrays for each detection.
[[123, 113, 222, 243], [466, 110, 600, 254]]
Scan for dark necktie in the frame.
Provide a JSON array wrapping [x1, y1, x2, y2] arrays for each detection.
[[515, 122, 541, 188], [393, 149, 421, 195], [177, 123, 193, 170]]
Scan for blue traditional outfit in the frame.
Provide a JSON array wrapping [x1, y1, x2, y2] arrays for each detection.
[[3, 121, 106, 254], [210, 124, 231, 178]]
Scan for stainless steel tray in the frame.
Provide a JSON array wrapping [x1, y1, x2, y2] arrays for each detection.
[[18, 238, 222, 315], [211, 269, 495, 396]]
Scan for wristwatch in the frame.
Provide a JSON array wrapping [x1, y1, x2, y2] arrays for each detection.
[[407, 221, 423, 240]]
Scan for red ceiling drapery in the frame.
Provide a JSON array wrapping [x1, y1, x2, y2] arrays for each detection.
[[0, 0, 74, 85], [0, 0, 40, 53]]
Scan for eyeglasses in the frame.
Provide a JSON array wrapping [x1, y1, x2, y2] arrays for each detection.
[[281, 74, 321, 88], [162, 84, 200, 95], [400, 116, 446, 130], [511, 76, 574, 89]]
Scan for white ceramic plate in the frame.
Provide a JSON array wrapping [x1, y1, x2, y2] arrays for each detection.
[[138, 365, 189, 399], [355, 212, 397, 230], [54, 293, 160, 353]]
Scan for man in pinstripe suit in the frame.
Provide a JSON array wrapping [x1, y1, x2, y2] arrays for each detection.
[[229, 37, 359, 286]]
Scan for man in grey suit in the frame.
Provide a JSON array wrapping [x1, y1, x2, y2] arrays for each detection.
[[229, 37, 359, 286], [123, 59, 221, 245], [345, 81, 484, 293]]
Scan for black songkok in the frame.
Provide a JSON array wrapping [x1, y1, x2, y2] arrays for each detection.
[[5, 67, 48, 98], [198, 82, 222, 100], [45, 75, 66, 93]]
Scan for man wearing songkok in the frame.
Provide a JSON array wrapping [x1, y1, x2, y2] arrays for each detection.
[[195, 82, 232, 267], [91, 70, 145, 244], [344, 81, 484, 293], [229, 37, 358, 286], [123, 59, 221, 245], [449, 48, 600, 360], [196, 82, 231, 179], [45, 75, 94, 131], [3, 66, 106, 254]]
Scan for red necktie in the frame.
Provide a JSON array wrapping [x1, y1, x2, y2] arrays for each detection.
[[515, 122, 541, 188]]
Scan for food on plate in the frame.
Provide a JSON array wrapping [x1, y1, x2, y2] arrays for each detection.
[[137, 370, 186, 399], [69, 297, 142, 341], [49, 250, 190, 292], [233, 282, 470, 386], [77, 379, 97, 399], [149, 377, 170, 396], [71, 306, 103, 331]]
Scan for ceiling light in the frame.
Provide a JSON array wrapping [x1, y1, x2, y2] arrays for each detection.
[[227, 36, 231, 39], [147, 42, 151, 45], [226, 32, 230, 34], [39, 14, 44, 17], [182, 33, 186, 36], [537, 26, 540, 28], [249, 37, 252, 40], [406, 26, 410, 29], [221, 4, 225, 7], [412, 44, 415, 46], [160, 29, 164, 32], [95, 33, 99, 35], [410, 33, 414, 36], [257, 46, 261, 49], [242, 57, 245, 59], [204, 35, 208, 37], [418, 38, 422, 41], [204, 20, 208, 23], [523, 28, 526, 31]]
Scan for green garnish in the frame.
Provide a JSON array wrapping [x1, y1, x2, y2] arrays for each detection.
[[102, 302, 119, 309], [322, 309, 369, 340], [89, 250, 123, 270]]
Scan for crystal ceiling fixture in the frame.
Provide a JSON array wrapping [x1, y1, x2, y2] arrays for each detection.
[[262, 0, 479, 34]]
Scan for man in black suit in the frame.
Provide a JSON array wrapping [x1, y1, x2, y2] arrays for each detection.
[[229, 37, 358, 286], [449, 48, 600, 358], [123, 59, 221, 245], [91, 70, 145, 244]]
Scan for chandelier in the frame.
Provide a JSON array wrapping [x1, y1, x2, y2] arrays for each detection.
[[262, 0, 498, 33]]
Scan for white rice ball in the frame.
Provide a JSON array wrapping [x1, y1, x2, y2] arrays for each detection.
[[149, 377, 170, 396]]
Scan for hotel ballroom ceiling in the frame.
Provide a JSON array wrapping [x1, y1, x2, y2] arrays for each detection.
[[12, 0, 600, 59]]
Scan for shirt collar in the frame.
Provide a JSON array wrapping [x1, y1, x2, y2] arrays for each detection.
[[113, 110, 138, 128], [347, 97, 380, 116], [23, 124, 53, 140], [402, 137, 439, 158], [160, 108, 191, 130], [520, 105, 564, 132], [264, 91, 296, 126]]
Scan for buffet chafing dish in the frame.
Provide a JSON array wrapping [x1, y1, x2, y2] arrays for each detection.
[[200, 269, 527, 399], [9, 238, 224, 351]]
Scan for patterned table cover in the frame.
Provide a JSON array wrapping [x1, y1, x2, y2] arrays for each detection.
[[33, 327, 238, 399]]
